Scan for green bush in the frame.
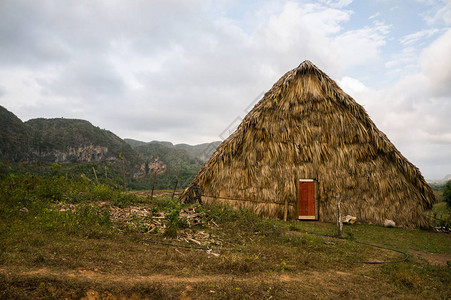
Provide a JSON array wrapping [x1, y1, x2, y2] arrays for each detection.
[[443, 180, 451, 207], [163, 203, 188, 238], [92, 184, 115, 201], [112, 193, 138, 208]]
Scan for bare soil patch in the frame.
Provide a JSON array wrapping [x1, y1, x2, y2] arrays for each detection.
[[408, 249, 451, 266]]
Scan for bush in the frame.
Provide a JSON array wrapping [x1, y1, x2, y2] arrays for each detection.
[[112, 193, 138, 208], [163, 203, 188, 238], [444, 180, 451, 207], [92, 184, 115, 201]]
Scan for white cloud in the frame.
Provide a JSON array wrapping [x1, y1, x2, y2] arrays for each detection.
[[399, 28, 439, 45], [345, 29, 451, 179], [338, 76, 367, 94], [369, 12, 380, 20], [384, 46, 418, 74], [332, 21, 389, 68], [424, 0, 451, 25], [420, 28, 451, 96], [319, 0, 353, 8]]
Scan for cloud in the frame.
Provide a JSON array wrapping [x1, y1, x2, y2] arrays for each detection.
[[318, 0, 353, 8], [40, 56, 126, 100], [420, 28, 451, 96], [338, 76, 367, 93], [384, 46, 418, 71], [0, 0, 448, 178], [332, 20, 390, 69], [399, 28, 440, 45], [423, 0, 451, 25], [0, 0, 391, 147], [369, 12, 380, 20], [340, 28, 451, 179]]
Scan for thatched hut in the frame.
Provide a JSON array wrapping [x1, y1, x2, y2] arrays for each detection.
[[181, 60, 434, 228]]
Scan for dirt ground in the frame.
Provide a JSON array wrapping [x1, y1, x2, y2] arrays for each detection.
[[0, 265, 392, 300], [408, 250, 451, 266]]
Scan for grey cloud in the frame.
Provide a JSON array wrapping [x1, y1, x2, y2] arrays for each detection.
[[0, 0, 449, 179], [397, 140, 451, 180], [39, 57, 126, 100], [0, 1, 74, 66], [0, 0, 205, 67]]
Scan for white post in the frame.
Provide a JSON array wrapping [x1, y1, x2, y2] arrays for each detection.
[[336, 196, 343, 237]]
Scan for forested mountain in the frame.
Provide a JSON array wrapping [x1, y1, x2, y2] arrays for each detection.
[[125, 139, 221, 162], [126, 141, 207, 189], [174, 141, 221, 162], [26, 118, 139, 164], [1, 106, 140, 165], [123, 138, 147, 148], [0, 105, 220, 189], [0, 106, 32, 161]]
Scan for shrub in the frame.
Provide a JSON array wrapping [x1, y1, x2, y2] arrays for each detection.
[[163, 204, 188, 238], [443, 180, 451, 207], [112, 193, 137, 208], [92, 184, 115, 201]]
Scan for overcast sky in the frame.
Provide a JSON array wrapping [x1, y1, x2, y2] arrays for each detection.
[[0, 0, 450, 180]]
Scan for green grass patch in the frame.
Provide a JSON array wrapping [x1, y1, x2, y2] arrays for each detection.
[[285, 221, 450, 253], [428, 201, 451, 227]]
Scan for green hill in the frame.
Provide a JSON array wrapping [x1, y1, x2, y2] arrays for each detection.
[[26, 118, 140, 164], [123, 138, 147, 148], [125, 139, 221, 162], [174, 141, 221, 162], [130, 142, 204, 189], [0, 106, 33, 161], [124, 139, 221, 190], [0, 106, 219, 190], [0, 106, 143, 188]]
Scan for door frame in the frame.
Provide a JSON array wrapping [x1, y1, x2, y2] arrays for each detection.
[[297, 179, 318, 220]]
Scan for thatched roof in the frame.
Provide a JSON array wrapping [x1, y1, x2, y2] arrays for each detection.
[[181, 60, 434, 228]]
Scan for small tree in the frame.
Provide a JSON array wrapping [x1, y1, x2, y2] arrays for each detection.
[[50, 163, 61, 175], [443, 180, 451, 207]]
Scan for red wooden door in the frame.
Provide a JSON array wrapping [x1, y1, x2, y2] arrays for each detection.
[[298, 180, 316, 219]]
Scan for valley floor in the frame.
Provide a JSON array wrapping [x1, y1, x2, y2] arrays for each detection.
[[1, 184, 450, 299]]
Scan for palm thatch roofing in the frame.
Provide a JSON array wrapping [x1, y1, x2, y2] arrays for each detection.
[[180, 60, 434, 228]]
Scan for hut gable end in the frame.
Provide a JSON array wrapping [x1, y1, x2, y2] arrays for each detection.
[[181, 60, 434, 228]]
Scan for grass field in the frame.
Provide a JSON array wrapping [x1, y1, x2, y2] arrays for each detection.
[[0, 175, 450, 299], [430, 190, 451, 227]]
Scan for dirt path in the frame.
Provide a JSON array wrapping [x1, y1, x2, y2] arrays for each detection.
[[0, 261, 445, 299], [0, 265, 367, 294], [1, 266, 335, 285], [408, 250, 451, 266]]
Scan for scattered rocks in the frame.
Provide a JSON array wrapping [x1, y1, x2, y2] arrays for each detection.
[[432, 226, 450, 233], [56, 203, 76, 212], [343, 215, 357, 224], [384, 219, 396, 228]]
